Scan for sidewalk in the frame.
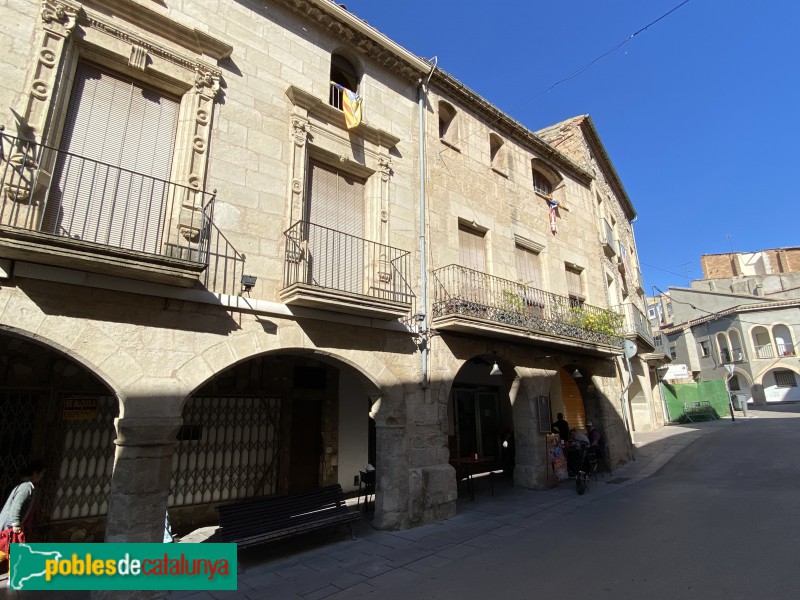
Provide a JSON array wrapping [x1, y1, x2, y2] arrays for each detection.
[[162, 416, 742, 600], [2, 410, 780, 599]]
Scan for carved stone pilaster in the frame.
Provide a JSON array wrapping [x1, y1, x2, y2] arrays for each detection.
[[22, 1, 79, 142], [171, 65, 221, 245], [377, 153, 392, 247], [289, 115, 311, 224]]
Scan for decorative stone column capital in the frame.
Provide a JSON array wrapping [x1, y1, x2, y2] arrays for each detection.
[[291, 117, 310, 147], [378, 154, 392, 182], [114, 416, 183, 447], [194, 65, 221, 99], [41, 0, 78, 34]]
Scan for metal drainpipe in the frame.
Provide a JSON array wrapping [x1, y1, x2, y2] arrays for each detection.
[[418, 59, 436, 388], [621, 354, 636, 457]]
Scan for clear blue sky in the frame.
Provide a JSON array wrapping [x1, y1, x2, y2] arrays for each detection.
[[340, 0, 799, 294]]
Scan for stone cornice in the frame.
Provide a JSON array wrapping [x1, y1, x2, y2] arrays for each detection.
[[81, 0, 233, 60]]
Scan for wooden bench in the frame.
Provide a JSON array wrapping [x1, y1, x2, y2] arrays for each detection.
[[683, 401, 718, 422], [216, 484, 360, 549]]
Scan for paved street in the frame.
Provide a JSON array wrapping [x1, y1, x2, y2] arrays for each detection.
[[4, 404, 799, 599]]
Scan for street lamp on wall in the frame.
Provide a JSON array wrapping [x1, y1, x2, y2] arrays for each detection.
[[241, 274, 258, 295]]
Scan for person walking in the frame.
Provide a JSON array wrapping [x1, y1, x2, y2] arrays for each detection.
[[0, 459, 46, 573]]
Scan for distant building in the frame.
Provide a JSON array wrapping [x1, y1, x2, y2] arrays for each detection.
[[649, 247, 800, 406]]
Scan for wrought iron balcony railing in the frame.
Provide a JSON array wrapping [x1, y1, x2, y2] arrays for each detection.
[[432, 264, 624, 348], [0, 128, 248, 296], [0, 128, 211, 264], [612, 302, 654, 347], [720, 347, 744, 363], [283, 221, 415, 306]]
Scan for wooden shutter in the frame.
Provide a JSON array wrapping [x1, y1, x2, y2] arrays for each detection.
[[44, 62, 179, 253], [566, 267, 583, 298], [515, 245, 541, 289], [458, 224, 485, 272], [306, 161, 365, 293]]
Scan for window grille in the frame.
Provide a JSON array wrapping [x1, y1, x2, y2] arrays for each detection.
[[774, 370, 797, 388], [170, 397, 282, 507]]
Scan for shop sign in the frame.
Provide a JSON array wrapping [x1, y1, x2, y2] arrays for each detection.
[[63, 397, 98, 421]]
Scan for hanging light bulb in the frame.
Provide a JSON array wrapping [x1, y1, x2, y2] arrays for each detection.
[[490, 361, 503, 376]]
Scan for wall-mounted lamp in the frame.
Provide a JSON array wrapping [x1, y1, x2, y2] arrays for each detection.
[[241, 274, 258, 294], [572, 368, 583, 379], [490, 352, 503, 377]]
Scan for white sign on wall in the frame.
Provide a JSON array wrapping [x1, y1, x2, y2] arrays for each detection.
[[662, 364, 689, 380]]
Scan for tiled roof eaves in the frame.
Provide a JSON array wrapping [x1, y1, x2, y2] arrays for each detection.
[[662, 298, 800, 335]]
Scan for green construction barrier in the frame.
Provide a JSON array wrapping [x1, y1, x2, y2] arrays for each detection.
[[662, 380, 730, 422]]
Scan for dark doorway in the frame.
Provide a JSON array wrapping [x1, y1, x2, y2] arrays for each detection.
[[288, 397, 322, 493]]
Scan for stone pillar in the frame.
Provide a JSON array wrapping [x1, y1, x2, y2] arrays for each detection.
[[512, 368, 555, 490], [372, 422, 408, 530], [104, 416, 182, 542]]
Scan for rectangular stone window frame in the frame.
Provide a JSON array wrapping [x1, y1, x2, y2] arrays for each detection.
[[17, 0, 230, 248]]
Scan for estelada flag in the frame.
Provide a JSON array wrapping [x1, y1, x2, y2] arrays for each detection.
[[342, 88, 362, 129], [548, 200, 559, 233]]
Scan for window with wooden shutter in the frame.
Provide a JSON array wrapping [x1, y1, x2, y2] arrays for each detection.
[[566, 265, 584, 307], [458, 224, 485, 273], [515, 245, 541, 289], [43, 62, 179, 254], [305, 161, 365, 294]]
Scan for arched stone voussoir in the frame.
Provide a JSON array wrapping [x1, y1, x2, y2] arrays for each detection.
[[0, 322, 123, 400]]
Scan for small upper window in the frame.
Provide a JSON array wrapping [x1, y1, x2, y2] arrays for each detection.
[[532, 169, 552, 196], [439, 100, 458, 145], [729, 375, 741, 391], [489, 133, 507, 173], [669, 345, 677, 360], [329, 54, 359, 110], [699, 341, 710, 357]]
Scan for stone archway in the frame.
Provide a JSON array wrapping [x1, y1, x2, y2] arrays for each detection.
[[0, 330, 117, 543], [173, 342, 415, 530]]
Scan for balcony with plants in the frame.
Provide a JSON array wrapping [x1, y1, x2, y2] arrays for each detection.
[[431, 264, 624, 354], [0, 127, 246, 292]]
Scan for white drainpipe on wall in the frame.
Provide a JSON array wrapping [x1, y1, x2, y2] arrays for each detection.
[[418, 58, 437, 388]]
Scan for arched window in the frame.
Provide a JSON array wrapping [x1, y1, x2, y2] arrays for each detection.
[[329, 54, 359, 110], [728, 329, 744, 362], [489, 133, 507, 173], [532, 169, 552, 196], [438, 100, 458, 145], [752, 326, 774, 359], [773, 324, 795, 356], [530, 159, 561, 200], [716, 333, 730, 363]]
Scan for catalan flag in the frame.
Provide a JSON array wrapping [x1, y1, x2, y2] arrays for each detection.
[[548, 200, 559, 233], [332, 82, 362, 129]]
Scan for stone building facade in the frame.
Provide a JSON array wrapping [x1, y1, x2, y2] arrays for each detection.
[[0, 0, 657, 545]]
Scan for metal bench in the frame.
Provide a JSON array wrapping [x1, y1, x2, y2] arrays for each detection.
[[683, 400, 718, 422], [216, 484, 360, 549]]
